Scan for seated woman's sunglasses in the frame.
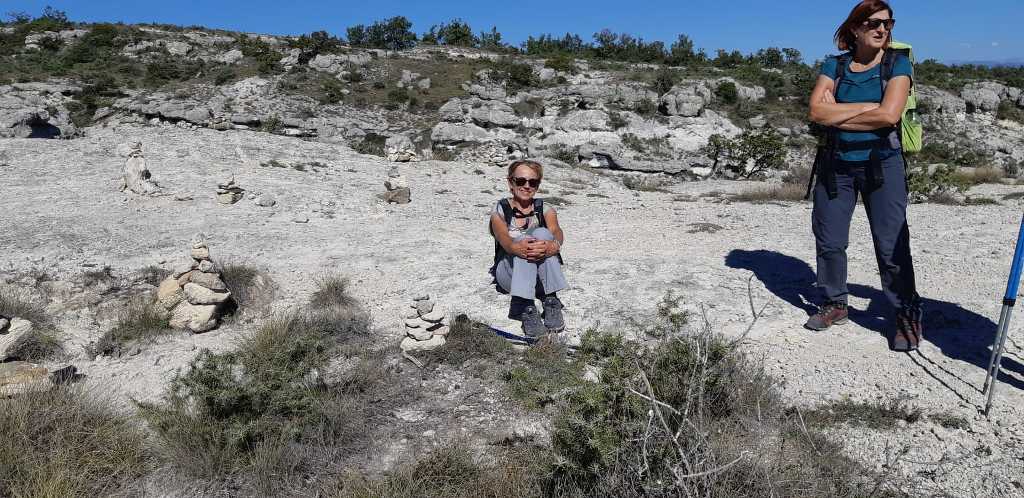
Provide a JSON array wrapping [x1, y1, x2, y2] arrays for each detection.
[[511, 177, 541, 188], [862, 18, 895, 30]]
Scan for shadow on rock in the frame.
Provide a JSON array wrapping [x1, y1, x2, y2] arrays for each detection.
[[725, 249, 1024, 395]]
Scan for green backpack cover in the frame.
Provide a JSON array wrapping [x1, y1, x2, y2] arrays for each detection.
[[889, 40, 923, 154]]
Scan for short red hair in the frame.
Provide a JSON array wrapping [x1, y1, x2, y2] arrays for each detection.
[[834, 0, 894, 51]]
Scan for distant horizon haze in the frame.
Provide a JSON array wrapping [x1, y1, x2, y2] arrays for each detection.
[[4, 0, 1021, 64]]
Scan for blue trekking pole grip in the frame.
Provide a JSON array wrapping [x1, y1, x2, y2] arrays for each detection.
[[984, 213, 1024, 415], [1004, 215, 1024, 304]]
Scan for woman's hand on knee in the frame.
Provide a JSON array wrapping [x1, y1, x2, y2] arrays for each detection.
[[510, 238, 535, 259]]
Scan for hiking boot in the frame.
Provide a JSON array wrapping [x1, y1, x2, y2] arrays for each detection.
[[892, 313, 922, 352], [804, 302, 849, 331], [541, 296, 565, 333], [520, 306, 546, 338]]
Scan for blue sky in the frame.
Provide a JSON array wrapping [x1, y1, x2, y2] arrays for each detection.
[[5, 1, 1021, 63]]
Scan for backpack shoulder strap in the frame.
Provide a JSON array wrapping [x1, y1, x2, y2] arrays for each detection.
[[534, 198, 546, 228], [499, 198, 513, 225], [834, 53, 851, 87], [880, 49, 898, 93]]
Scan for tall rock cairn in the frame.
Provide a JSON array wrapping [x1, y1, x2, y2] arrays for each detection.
[[399, 295, 449, 352], [156, 234, 232, 333], [120, 142, 161, 195]]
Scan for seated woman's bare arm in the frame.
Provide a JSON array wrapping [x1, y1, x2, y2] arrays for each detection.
[[834, 75, 910, 130], [540, 209, 564, 258], [808, 75, 879, 126]]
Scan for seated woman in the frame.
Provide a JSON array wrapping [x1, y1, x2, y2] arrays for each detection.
[[489, 160, 566, 337]]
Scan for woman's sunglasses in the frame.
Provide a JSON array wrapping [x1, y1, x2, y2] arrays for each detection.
[[862, 18, 895, 31], [511, 177, 541, 188]]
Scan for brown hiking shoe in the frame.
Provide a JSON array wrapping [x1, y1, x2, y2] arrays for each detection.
[[804, 302, 849, 331], [892, 313, 922, 352]]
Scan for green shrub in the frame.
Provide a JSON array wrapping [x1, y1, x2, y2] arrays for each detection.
[[715, 81, 739, 104], [544, 52, 578, 74], [352, 133, 388, 157], [549, 144, 578, 164], [259, 114, 282, 133], [907, 163, 970, 201], [387, 87, 410, 104], [997, 100, 1024, 124], [702, 129, 785, 178], [138, 276, 384, 493], [0, 388, 150, 497], [491, 57, 538, 92], [651, 66, 678, 95], [320, 77, 347, 104]]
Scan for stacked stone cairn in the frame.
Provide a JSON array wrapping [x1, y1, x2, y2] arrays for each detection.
[[156, 234, 232, 333], [217, 175, 245, 204], [399, 295, 449, 352], [119, 141, 162, 195], [379, 166, 411, 204]]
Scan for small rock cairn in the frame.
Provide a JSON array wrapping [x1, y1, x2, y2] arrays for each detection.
[[217, 175, 245, 204], [157, 234, 232, 333], [399, 295, 449, 352], [380, 166, 411, 204], [120, 142, 162, 195]]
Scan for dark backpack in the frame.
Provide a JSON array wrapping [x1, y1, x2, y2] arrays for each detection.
[[489, 198, 563, 274], [805, 48, 915, 200]]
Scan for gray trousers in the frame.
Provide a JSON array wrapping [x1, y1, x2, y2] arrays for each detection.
[[812, 152, 920, 313], [494, 227, 567, 300]]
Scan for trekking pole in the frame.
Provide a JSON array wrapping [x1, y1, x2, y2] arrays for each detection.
[[982, 213, 1024, 416]]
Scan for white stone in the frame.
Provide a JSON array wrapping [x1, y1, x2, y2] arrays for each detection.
[[400, 335, 445, 352], [415, 300, 434, 315], [0, 318, 33, 361], [188, 271, 227, 291], [419, 308, 445, 323], [184, 283, 231, 305], [156, 276, 184, 310], [407, 327, 433, 341], [404, 317, 428, 328], [428, 325, 450, 337], [169, 301, 219, 333]]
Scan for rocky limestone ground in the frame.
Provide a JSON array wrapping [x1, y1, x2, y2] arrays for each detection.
[[2, 124, 1024, 496]]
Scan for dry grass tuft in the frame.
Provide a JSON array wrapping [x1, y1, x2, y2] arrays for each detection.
[[217, 260, 275, 313], [0, 284, 64, 361], [0, 387, 150, 497], [333, 444, 552, 498], [91, 297, 172, 357], [422, 314, 510, 375], [730, 183, 807, 203], [799, 398, 923, 429]]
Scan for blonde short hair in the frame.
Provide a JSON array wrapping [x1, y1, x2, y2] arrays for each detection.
[[507, 160, 543, 180]]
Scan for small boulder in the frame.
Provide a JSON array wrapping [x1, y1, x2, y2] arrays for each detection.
[[415, 299, 434, 315], [0, 318, 33, 362], [169, 301, 220, 333], [156, 277, 184, 310], [183, 283, 231, 305], [0, 361, 53, 396], [400, 335, 446, 352]]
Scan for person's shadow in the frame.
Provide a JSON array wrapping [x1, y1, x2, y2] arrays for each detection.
[[725, 249, 1024, 397]]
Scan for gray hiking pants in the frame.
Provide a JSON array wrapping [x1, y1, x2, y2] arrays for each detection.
[[494, 227, 567, 300], [812, 153, 920, 313]]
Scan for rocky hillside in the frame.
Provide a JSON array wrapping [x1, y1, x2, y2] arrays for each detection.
[[3, 19, 1023, 186]]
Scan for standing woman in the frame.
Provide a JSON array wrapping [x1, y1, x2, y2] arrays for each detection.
[[806, 0, 922, 351]]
